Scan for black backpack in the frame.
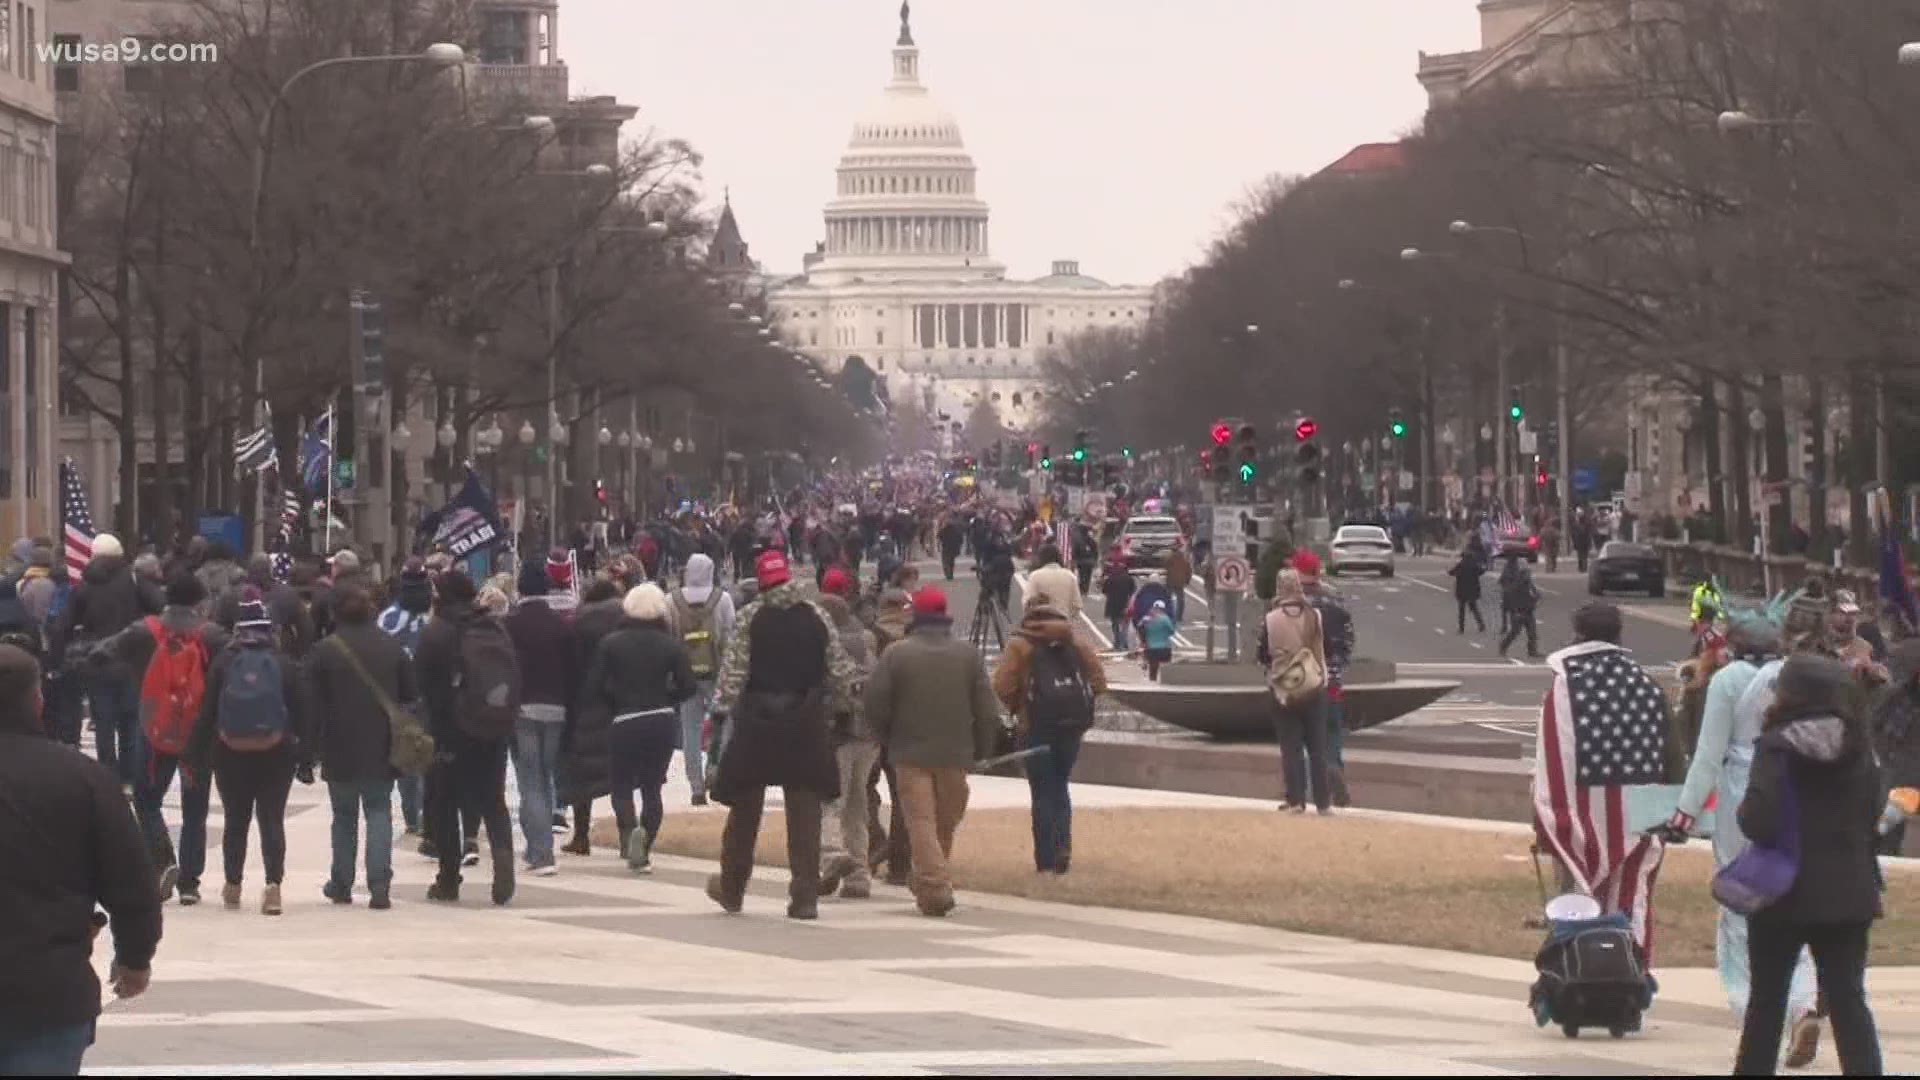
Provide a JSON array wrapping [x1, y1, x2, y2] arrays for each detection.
[[454, 620, 522, 740], [1529, 922, 1653, 1038], [1027, 640, 1094, 730]]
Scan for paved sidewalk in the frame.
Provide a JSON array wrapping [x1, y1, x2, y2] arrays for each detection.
[[88, 774, 1920, 1075]]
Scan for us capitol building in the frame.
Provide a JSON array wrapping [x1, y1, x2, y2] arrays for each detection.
[[758, 4, 1151, 431]]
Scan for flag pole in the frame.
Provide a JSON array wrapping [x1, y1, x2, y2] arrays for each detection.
[[324, 407, 335, 556]]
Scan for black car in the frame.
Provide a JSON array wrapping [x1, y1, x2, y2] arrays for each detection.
[[1588, 541, 1665, 597]]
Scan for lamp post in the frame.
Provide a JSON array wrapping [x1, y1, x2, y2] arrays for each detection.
[[436, 420, 458, 503], [243, 43, 464, 552], [518, 420, 536, 539]]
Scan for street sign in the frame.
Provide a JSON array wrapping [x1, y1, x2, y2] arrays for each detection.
[[1519, 429, 1539, 455], [1573, 465, 1598, 494], [1215, 554, 1252, 592], [1397, 471, 1414, 491], [1209, 507, 1244, 553]]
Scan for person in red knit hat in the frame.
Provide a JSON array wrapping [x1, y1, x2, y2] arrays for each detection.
[[1286, 549, 1354, 807]]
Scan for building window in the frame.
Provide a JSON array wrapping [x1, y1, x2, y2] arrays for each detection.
[[21, 3, 31, 82], [808, 330, 817, 346], [875, 328, 884, 346], [51, 31, 75, 91], [0, 302, 11, 499], [21, 306, 33, 499], [124, 36, 160, 92], [480, 9, 528, 64], [877, 358, 886, 372], [1046, 330, 1055, 345]]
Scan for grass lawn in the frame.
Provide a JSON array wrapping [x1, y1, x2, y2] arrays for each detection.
[[597, 806, 1920, 967]]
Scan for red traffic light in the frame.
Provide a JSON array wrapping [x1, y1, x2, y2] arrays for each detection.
[[1027, 441, 1039, 455], [1210, 422, 1233, 447], [1294, 417, 1318, 441]]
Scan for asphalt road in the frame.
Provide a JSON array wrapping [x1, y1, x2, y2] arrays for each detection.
[[897, 550, 1700, 764]]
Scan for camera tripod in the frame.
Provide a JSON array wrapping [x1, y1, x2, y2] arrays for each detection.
[[968, 578, 1009, 652]]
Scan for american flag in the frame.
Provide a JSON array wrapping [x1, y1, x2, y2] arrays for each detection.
[[59, 458, 95, 582], [1876, 490, 1918, 635], [233, 422, 276, 474], [279, 487, 303, 542], [1533, 641, 1670, 958]]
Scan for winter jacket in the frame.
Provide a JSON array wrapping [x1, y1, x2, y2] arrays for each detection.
[[1101, 566, 1136, 621], [1303, 586, 1355, 688], [1447, 551, 1485, 600], [993, 607, 1107, 727], [1165, 548, 1194, 592], [217, 574, 313, 657], [16, 566, 55, 628], [194, 558, 246, 616], [866, 619, 1001, 770], [818, 593, 877, 742], [559, 598, 626, 804], [304, 621, 417, 785], [709, 582, 858, 802], [49, 555, 161, 671], [376, 603, 429, 658], [669, 554, 737, 678], [412, 601, 507, 744], [580, 619, 696, 730], [1026, 561, 1082, 617], [0, 727, 162, 1037], [1499, 557, 1538, 612], [1740, 712, 1885, 928], [1875, 644, 1920, 792], [183, 633, 310, 772], [506, 596, 576, 709]]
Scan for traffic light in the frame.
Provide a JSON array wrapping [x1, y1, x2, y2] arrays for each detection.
[[1294, 415, 1321, 486], [1389, 408, 1407, 440], [1026, 441, 1040, 469], [1122, 446, 1133, 459], [1040, 444, 1053, 471], [1210, 420, 1233, 449], [1198, 448, 1213, 475], [1508, 385, 1524, 423], [1535, 456, 1549, 490], [1234, 422, 1258, 489], [1072, 428, 1091, 463], [595, 480, 609, 507]]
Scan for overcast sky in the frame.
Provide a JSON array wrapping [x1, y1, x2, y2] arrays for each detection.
[[563, 2, 1481, 286]]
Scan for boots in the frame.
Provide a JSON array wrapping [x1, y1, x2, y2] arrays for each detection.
[[706, 873, 743, 914], [625, 829, 653, 875], [1328, 767, 1352, 809], [261, 883, 283, 916], [490, 848, 516, 906], [561, 833, 591, 857]]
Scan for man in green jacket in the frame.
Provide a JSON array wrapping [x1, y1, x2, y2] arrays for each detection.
[[864, 586, 1002, 916]]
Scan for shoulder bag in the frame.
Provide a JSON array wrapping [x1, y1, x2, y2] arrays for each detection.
[[326, 636, 436, 776]]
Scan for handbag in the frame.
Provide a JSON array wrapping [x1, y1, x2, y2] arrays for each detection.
[[326, 636, 436, 777], [1712, 759, 1799, 915], [1267, 608, 1327, 707]]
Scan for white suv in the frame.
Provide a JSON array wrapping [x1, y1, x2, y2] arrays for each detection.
[[1329, 524, 1395, 577]]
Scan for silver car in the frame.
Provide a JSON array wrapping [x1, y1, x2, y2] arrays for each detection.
[[1329, 524, 1395, 577]]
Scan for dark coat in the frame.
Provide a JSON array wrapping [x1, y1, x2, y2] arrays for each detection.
[[1448, 552, 1485, 601], [506, 597, 576, 709], [183, 636, 310, 771], [1101, 566, 1136, 620], [1740, 713, 1885, 928], [579, 619, 696, 743], [0, 729, 162, 1036], [558, 598, 624, 804], [713, 600, 840, 804], [412, 601, 500, 744], [305, 621, 417, 785], [217, 576, 313, 657], [49, 555, 161, 671]]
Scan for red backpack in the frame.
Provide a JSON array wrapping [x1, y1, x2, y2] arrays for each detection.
[[140, 617, 207, 757]]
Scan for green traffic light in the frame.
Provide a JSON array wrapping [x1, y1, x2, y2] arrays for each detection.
[[1391, 422, 1407, 438], [1509, 405, 1523, 421], [1238, 462, 1256, 483], [1122, 447, 1133, 457], [1041, 457, 1052, 470], [1072, 448, 1086, 462]]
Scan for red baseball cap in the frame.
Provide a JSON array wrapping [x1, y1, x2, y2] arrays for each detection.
[[756, 549, 791, 590], [1290, 550, 1323, 578], [912, 586, 949, 618], [821, 567, 853, 596]]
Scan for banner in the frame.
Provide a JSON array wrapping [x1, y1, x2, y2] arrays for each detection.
[[417, 469, 505, 557]]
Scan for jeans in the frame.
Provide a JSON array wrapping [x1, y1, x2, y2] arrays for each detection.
[[213, 742, 296, 885], [1500, 607, 1539, 655], [1736, 918, 1881, 1076], [1109, 616, 1130, 650], [608, 710, 678, 842], [1076, 563, 1094, 594], [823, 739, 881, 886], [896, 765, 970, 904], [511, 712, 565, 867], [1274, 690, 1332, 811], [717, 783, 823, 907], [397, 775, 423, 831], [429, 731, 513, 886], [1456, 596, 1485, 632], [327, 777, 395, 894], [0, 1020, 93, 1076], [679, 680, 716, 798], [1024, 724, 1085, 871], [135, 751, 211, 888], [86, 672, 140, 788]]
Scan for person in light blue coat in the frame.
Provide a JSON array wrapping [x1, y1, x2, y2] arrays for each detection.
[[1668, 606, 1822, 1066]]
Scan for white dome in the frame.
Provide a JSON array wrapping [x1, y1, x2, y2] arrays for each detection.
[[847, 87, 963, 150]]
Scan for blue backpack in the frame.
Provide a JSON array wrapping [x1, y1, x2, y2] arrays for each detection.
[[217, 646, 290, 750]]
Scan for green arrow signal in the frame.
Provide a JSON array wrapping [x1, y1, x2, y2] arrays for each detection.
[[1238, 462, 1256, 483]]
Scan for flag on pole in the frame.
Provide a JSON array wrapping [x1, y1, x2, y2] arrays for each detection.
[[234, 421, 276, 475], [1532, 641, 1670, 957], [59, 458, 95, 582], [279, 487, 303, 543], [301, 409, 334, 492]]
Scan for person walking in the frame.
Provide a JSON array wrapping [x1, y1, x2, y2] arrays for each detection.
[[865, 586, 1000, 915], [505, 561, 576, 877], [183, 595, 308, 916], [1259, 570, 1333, 815], [670, 553, 735, 807], [579, 583, 696, 874], [816, 568, 880, 899], [0, 644, 160, 1075], [1025, 545, 1081, 618], [994, 597, 1106, 874], [414, 571, 520, 906], [1164, 544, 1194, 624], [938, 514, 965, 581], [88, 572, 228, 905], [305, 583, 416, 910], [706, 550, 858, 920], [1138, 600, 1177, 682], [558, 578, 625, 856], [378, 559, 434, 837], [1070, 522, 1099, 596], [1498, 551, 1542, 659], [1448, 544, 1487, 633], [1733, 654, 1885, 1076], [1573, 507, 1595, 573], [1293, 552, 1355, 808], [49, 533, 161, 791], [1100, 557, 1136, 651]]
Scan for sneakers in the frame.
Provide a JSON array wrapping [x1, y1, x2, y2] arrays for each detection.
[[322, 881, 353, 905], [261, 884, 283, 916], [368, 888, 391, 911], [157, 864, 179, 904], [560, 836, 592, 857], [1317, 807, 1335, 817], [787, 899, 819, 921], [818, 854, 857, 897], [426, 879, 460, 903], [221, 882, 242, 910], [706, 873, 743, 914], [1785, 1011, 1822, 1069], [551, 812, 569, 833], [530, 860, 559, 878], [624, 831, 653, 875], [916, 893, 956, 918], [177, 883, 201, 906], [462, 840, 481, 867], [838, 878, 871, 900]]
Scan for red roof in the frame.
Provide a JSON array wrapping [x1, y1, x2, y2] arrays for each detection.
[[1317, 142, 1407, 177]]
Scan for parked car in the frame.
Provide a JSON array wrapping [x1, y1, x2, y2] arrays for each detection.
[[1118, 514, 1186, 573], [1330, 524, 1396, 577], [1499, 525, 1540, 563], [1588, 540, 1665, 597]]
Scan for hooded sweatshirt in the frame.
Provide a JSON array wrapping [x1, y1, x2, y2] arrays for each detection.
[[1740, 709, 1885, 926], [992, 605, 1107, 725], [671, 554, 737, 669]]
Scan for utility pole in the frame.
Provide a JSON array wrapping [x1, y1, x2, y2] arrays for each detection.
[[1556, 339, 1572, 561], [1494, 301, 1509, 509], [546, 264, 561, 550]]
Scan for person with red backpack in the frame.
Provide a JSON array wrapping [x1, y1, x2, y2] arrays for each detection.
[[89, 572, 227, 905], [183, 594, 309, 916], [414, 570, 522, 906]]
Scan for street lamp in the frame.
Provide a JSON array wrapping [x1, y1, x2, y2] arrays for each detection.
[[598, 426, 613, 446], [616, 430, 632, 449], [1901, 42, 1920, 66], [436, 421, 457, 449], [519, 420, 536, 445], [728, 301, 745, 313], [521, 114, 557, 134], [673, 437, 685, 454], [392, 421, 412, 442], [1716, 109, 1812, 135], [550, 417, 569, 445]]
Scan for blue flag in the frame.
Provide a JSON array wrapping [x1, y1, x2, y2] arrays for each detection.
[[301, 409, 334, 492], [416, 468, 504, 558]]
